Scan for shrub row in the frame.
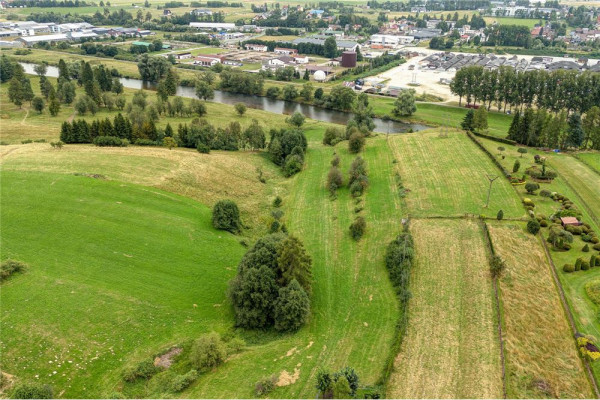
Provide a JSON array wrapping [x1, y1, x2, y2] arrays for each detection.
[[380, 228, 414, 387], [471, 131, 517, 146]]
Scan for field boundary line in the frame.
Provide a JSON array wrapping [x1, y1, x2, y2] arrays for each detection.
[[556, 171, 600, 228], [573, 154, 600, 177], [538, 235, 600, 398], [478, 220, 507, 399]]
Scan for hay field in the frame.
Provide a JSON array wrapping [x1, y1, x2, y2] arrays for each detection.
[[387, 219, 502, 398], [489, 223, 592, 398]]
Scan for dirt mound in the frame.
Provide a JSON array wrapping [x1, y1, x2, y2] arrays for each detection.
[[154, 347, 182, 369]]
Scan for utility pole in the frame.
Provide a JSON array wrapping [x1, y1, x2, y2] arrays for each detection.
[[485, 174, 499, 208]]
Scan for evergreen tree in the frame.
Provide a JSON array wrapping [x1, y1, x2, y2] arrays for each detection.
[[507, 110, 520, 141], [48, 92, 60, 116], [58, 59, 70, 82], [567, 112, 584, 148], [461, 109, 475, 132], [229, 266, 278, 329], [273, 279, 310, 332], [21, 77, 34, 104], [164, 123, 174, 138], [32, 96, 45, 114], [8, 77, 24, 108], [276, 235, 312, 293]]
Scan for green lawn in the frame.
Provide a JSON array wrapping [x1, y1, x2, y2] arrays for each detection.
[[388, 130, 525, 218], [576, 152, 600, 175], [0, 170, 245, 397]]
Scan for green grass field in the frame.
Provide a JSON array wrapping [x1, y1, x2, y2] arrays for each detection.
[[576, 153, 600, 175], [488, 222, 592, 398], [388, 218, 502, 398], [0, 121, 404, 397], [388, 130, 525, 218], [0, 169, 246, 397], [483, 17, 541, 28]]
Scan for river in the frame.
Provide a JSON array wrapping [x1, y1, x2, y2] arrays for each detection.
[[20, 62, 429, 133]]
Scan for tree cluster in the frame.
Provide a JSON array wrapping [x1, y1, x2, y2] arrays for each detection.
[[219, 69, 264, 95], [507, 106, 600, 150], [228, 233, 312, 331], [450, 65, 600, 114], [268, 128, 308, 177], [315, 367, 360, 399]]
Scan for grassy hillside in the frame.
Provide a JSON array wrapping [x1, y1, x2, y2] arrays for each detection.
[[0, 170, 246, 397], [0, 126, 403, 397], [489, 222, 591, 399], [388, 219, 502, 398], [388, 130, 525, 218], [185, 130, 402, 397], [575, 153, 600, 174]]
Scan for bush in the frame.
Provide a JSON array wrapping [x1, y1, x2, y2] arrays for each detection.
[[212, 200, 241, 233], [93, 136, 127, 147], [575, 258, 583, 271], [525, 182, 540, 194], [591, 237, 599, 244], [122, 360, 159, 382], [512, 159, 520, 173], [255, 376, 276, 397], [592, 254, 599, 267], [595, 243, 600, 251], [189, 332, 227, 371], [234, 102, 247, 116], [349, 216, 366, 241], [272, 196, 282, 207], [283, 154, 303, 177], [490, 255, 506, 278], [327, 167, 343, 197], [583, 244, 590, 252], [582, 260, 591, 271], [170, 370, 198, 392], [1, 259, 27, 282], [523, 198, 535, 207], [348, 132, 365, 153], [527, 219, 540, 235], [11, 383, 53, 399], [496, 210, 503, 221], [563, 264, 575, 273], [323, 127, 344, 146], [540, 219, 548, 227], [540, 189, 552, 197], [196, 142, 210, 153]]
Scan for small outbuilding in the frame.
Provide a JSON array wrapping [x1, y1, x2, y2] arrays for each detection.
[[561, 217, 581, 226]]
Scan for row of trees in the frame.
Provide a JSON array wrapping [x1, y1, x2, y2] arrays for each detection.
[[451, 65, 600, 114], [228, 233, 312, 332], [507, 106, 600, 150]]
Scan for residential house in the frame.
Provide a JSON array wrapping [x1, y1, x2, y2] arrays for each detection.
[[245, 43, 268, 52]]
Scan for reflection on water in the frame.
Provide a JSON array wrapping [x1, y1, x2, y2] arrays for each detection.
[[21, 62, 429, 133]]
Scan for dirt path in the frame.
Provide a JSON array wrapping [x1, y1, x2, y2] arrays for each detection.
[[20, 108, 30, 125]]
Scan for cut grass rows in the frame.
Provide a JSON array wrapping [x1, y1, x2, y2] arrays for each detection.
[[388, 130, 525, 219], [387, 219, 502, 399], [489, 222, 592, 399]]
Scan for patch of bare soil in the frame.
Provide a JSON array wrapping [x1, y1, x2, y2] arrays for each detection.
[[154, 347, 182, 369], [276, 367, 300, 387]]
